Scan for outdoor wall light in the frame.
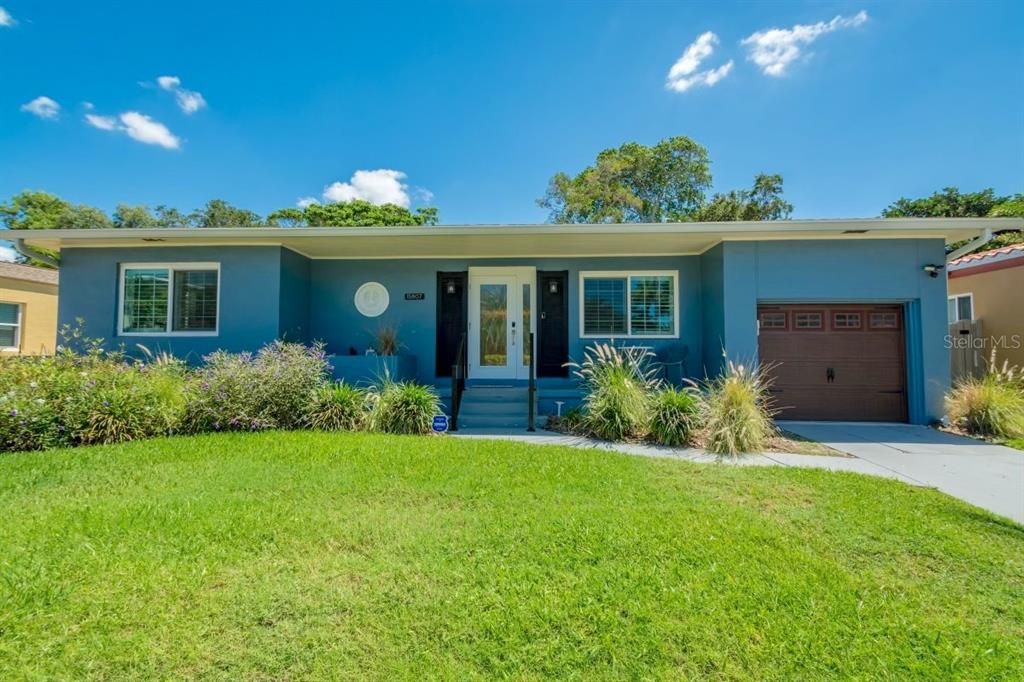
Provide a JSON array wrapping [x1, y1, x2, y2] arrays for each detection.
[[922, 264, 945, 278], [446, 280, 457, 294], [548, 280, 559, 294]]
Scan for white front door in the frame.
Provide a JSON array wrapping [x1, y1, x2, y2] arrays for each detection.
[[468, 267, 535, 380]]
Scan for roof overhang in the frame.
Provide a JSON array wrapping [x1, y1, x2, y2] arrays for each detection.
[[9, 218, 1022, 260]]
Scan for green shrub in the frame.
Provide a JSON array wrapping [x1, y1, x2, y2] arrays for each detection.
[[567, 344, 659, 441], [702, 360, 776, 456], [369, 378, 440, 435], [182, 341, 329, 433], [649, 387, 701, 447], [947, 376, 1024, 440], [0, 351, 189, 451], [306, 382, 367, 431]]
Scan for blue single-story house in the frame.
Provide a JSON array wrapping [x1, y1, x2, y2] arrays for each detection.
[[13, 218, 1019, 429]]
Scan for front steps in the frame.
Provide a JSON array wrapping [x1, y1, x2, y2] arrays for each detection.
[[455, 385, 537, 431]]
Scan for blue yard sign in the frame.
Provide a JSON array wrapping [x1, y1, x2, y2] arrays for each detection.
[[432, 415, 449, 433]]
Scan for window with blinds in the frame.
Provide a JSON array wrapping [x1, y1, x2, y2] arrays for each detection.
[[581, 272, 677, 337], [119, 263, 219, 336]]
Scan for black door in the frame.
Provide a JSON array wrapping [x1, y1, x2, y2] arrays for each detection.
[[435, 272, 468, 376], [538, 271, 569, 377]]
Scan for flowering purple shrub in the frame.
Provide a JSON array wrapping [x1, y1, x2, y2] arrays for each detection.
[[181, 341, 330, 433]]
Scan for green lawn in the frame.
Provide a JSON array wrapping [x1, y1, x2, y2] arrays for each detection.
[[1, 433, 1022, 679], [1007, 438, 1024, 451]]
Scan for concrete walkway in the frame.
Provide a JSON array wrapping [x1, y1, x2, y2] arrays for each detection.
[[452, 424, 1024, 524]]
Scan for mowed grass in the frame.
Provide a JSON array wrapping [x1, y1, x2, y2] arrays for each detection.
[[1, 433, 1022, 680]]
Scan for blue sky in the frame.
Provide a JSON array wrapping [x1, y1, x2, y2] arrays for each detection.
[[1, 1, 1021, 225]]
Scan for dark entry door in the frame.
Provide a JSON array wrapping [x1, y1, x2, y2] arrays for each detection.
[[436, 272, 467, 376], [537, 271, 569, 377], [757, 303, 907, 422]]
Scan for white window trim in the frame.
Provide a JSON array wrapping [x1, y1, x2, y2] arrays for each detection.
[[579, 270, 679, 339], [948, 292, 974, 323], [0, 301, 23, 351], [118, 262, 221, 337]]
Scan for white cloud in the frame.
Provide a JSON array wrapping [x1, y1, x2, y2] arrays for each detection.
[[85, 106, 181, 150], [119, 111, 181, 149], [0, 7, 15, 27], [84, 113, 118, 130], [156, 75, 207, 114], [322, 169, 412, 207], [296, 196, 319, 208], [666, 32, 734, 93], [742, 10, 868, 77], [0, 243, 18, 263], [20, 96, 60, 120]]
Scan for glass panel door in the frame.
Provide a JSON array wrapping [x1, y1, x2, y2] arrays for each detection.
[[522, 283, 531, 369], [479, 283, 508, 367], [468, 269, 535, 380]]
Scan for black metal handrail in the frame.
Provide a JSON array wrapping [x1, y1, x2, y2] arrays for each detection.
[[527, 331, 536, 432], [450, 333, 467, 431]]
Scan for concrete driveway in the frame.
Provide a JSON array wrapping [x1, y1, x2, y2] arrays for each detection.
[[781, 422, 1024, 524]]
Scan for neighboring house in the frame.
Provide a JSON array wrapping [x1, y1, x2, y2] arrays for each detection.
[[947, 243, 1024, 368], [12, 218, 1021, 427], [0, 262, 59, 355]]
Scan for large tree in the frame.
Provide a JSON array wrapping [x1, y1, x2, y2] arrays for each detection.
[[539, 137, 713, 223], [882, 187, 1024, 253], [189, 199, 262, 227], [0, 190, 112, 230], [695, 174, 793, 222], [112, 204, 191, 228], [882, 187, 1021, 218], [539, 136, 791, 224], [267, 201, 439, 227]]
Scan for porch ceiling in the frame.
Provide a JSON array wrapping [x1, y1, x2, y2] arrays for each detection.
[[11, 218, 1016, 259]]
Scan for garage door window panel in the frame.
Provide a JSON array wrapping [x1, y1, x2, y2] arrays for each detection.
[[794, 311, 824, 330], [832, 311, 863, 330], [758, 311, 787, 331]]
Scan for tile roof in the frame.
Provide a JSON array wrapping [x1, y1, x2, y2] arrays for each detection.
[[0, 261, 59, 285], [948, 243, 1024, 271]]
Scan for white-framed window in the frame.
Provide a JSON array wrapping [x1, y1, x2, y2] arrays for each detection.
[[0, 302, 22, 351], [579, 271, 678, 338], [118, 263, 220, 336], [947, 293, 973, 324]]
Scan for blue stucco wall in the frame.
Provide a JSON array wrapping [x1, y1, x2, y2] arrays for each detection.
[[717, 239, 949, 424], [699, 244, 725, 376], [57, 245, 285, 361], [56, 239, 950, 423], [308, 256, 704, 386], [279, 247, 310, 343]]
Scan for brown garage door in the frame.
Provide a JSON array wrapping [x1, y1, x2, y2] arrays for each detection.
[[757, 304, 907, 422]]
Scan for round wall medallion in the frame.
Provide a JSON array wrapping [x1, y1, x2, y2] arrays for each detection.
[[354, 282, 390, 317]]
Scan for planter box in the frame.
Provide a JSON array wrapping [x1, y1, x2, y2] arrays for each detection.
[[328, 355, 417, 385]]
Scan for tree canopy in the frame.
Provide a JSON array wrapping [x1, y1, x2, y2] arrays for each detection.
[[538, 136, 790, 223], [882, 187, 1024, 254], [882, 187, 1023, 218], [0, 190, 440, 232], [695, 174, 793, 222], [267, 201, 439, 227]]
